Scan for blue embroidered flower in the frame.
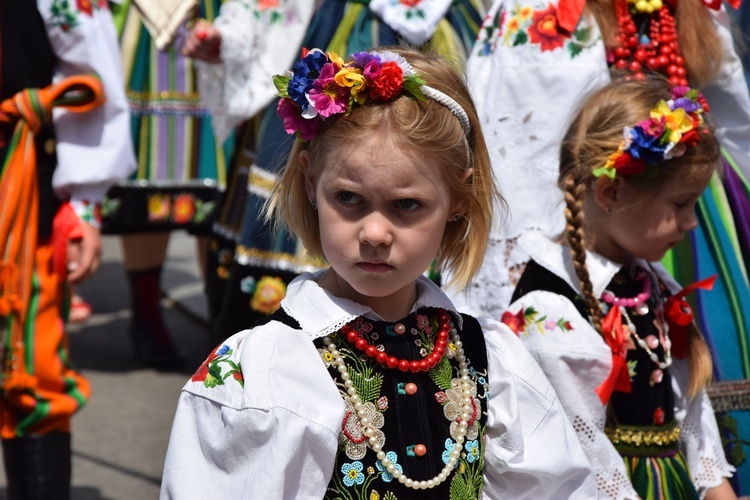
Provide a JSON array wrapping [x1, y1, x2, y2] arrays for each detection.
[[341, 461, 365, 486], [375, 451, 403, 482], [441, 438, 458, 468], [477, 376, 487, 387], [216, 345, 230, 356], [465, 440, 480, 463]]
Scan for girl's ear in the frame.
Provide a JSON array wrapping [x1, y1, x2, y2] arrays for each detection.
[[300, 151, 316, 204], [449, 168, 474, 218], [593, 176, 623, 213]]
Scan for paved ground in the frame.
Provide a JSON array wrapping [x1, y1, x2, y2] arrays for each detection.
[[0, 232, 213, 499]]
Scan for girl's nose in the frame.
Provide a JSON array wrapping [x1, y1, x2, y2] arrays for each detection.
[[359, 212, 393, 247], [680, 209, 699, 232]]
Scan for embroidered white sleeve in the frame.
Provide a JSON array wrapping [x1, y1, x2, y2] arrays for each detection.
[[508, 291, 641, 499], [480, 319, 597, 499], [195, 0, 314, 141], [671, 360, 735, 497]]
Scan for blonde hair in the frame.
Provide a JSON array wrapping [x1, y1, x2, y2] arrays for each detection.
[[270, 47, 502, 290], [586, 0, 721, 88], [559, 77, 719, 398]]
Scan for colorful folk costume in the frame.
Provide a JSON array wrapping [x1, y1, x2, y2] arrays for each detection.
[[104, 0, 234, 236], [456, 0, 750, 491], [198, 0, 487, 343], [161, 272, 596, 498], [506, 233, 734, 498], [0, 0, 134, 496]]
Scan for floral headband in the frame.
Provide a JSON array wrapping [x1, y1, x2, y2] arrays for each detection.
[[592, 86, 710, 179], [274, 48, 471, 140]]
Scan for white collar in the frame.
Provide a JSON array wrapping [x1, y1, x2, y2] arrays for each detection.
[[519, 231, 629, 298], [281, 270, 463, 341]]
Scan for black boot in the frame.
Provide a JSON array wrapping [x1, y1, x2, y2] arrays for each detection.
[[126, 266, 185, 369], [2, 432, 71, 500]]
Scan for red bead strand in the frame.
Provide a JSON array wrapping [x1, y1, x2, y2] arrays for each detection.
[[610, 3, 688, 86], [341, 310, 452, 373]]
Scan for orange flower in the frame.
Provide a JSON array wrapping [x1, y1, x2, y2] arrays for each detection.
[[500, 308, 525, 335], [77, 0, 94, 15], [172, 194, 196, 224], [528, 4, 567, 52], [400, 0, 422, 6], [147, 194, 171, 221], [258, 0, 280, 8]]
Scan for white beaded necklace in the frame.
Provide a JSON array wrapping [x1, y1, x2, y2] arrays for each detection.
[[620, 306, 672, 369], [323, 321, 475, 491]]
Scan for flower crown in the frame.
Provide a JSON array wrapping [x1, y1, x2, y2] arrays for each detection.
[[274, 48, 470, 140], [592, 86, 710, 180]]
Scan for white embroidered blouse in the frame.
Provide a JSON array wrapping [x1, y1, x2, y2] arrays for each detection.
[[160, 271, 596, 499], [36, 0, 135, 205], [506, 231, 734, 499]]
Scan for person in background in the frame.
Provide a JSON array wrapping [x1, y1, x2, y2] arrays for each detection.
[[507, 78, 736, 499], [102, 0, 235, 368], [0, 0, 135, 497]]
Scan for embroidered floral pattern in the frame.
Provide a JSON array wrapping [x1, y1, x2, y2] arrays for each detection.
[[70, 200, 102, 227], [191, 345, 243, 388], [250, 276, 287, 314], [501, 305, 574, 336], [144, 193, 216, 224], [476, 2, 597, 58], [318, 309, 487, 498]]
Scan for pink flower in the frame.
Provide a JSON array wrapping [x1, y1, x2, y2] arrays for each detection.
[[276, 99, 320, 140], [308, 63, 350, 117]]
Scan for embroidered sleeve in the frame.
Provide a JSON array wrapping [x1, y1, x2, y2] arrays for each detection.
[[670, 359, 735, 495], [481, 319, 597, 498], [195, 0, 315, 141], [507, 291, 641, 499]]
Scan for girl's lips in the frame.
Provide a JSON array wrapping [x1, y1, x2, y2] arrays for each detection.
[[357, 262, 393, 273]]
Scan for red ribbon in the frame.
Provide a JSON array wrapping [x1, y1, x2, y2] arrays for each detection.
[[556, 0, 587, 32], [665, 274, 717, 359], [595, 305, 632, 404]]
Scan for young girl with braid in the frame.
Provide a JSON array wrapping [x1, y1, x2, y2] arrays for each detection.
[[506, 78, 737, 499], [160, 47, 595, 498]]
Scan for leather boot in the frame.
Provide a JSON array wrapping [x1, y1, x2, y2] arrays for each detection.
[[126, 266, 185, 369], [1, 432, 71, 500]]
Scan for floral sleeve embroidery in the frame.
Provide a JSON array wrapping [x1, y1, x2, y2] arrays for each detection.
[[191, 344, 244, 388], [49, 0, 108, 32], [501, 306, 574, 336]]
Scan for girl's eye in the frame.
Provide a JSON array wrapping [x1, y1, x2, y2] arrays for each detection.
[[336, 192, 360, 205], [397, 199, 422, 211]]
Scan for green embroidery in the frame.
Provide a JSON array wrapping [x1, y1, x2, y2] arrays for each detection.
[[50, 0, 80, 31]]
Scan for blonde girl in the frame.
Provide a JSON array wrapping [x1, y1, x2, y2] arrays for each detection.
[[160, 47, 595, 498], [506, 78, 736, 499]]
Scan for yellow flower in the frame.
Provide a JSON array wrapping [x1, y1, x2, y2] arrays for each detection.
[[519, 6, 533, 20], [335, 67, 367, 104], [651, 100, 693, 142], [250, 276, 287, 314], [327, 51, 344, 68], [507, 17, 520, 32]]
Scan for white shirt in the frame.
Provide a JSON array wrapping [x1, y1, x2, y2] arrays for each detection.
[[507, 232, 735, 499], [161, 271, 596, 498], [37, 0, 136, 203]]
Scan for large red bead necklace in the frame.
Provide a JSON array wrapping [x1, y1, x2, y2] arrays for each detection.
[[610, 0, 688, 86], [341, 309, 451, 373]]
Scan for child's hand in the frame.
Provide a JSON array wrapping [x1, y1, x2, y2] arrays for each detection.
[[183, 20, 222, 63], [67, 223, 101, 284]]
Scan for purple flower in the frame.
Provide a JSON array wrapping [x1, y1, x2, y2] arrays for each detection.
[[671, 97, 702, 114], [277, 98, 321, 140], [351, 51, 380, 69]]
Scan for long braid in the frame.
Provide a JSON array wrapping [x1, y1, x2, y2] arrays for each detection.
[[562, 174, 605, 335]]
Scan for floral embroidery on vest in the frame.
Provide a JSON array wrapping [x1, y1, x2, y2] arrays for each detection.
[[316, 308, 488, 498], [501, 305, 574, 336]]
